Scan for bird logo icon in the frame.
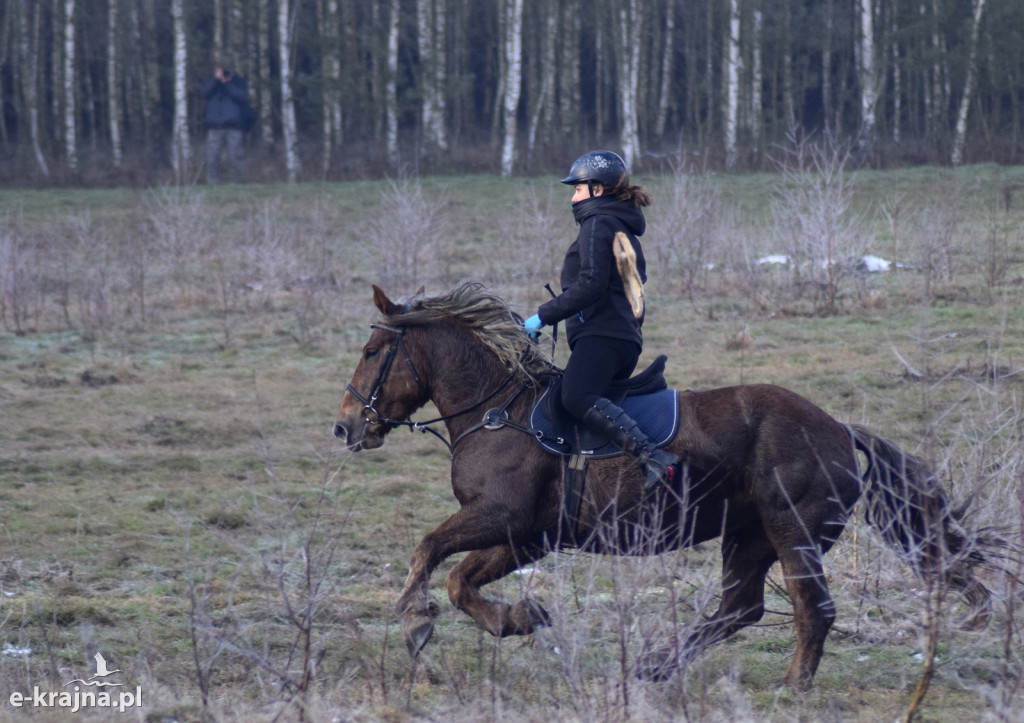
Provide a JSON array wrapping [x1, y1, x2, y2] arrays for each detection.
[[63, 653, 125, 687]]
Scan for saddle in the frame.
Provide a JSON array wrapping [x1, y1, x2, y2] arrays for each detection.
[[529, 354, 680, 458]]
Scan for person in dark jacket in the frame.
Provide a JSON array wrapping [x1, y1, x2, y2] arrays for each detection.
[[201, 56, 250, 183], [524, 150, 680, 493]]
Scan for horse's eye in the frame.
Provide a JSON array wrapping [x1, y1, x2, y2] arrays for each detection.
[[365, 348, 379, 360]]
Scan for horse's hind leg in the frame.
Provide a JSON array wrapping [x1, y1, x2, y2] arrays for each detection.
[[447, 544, 550, 637], [638, 528, 778, 681], [776, 544, 835, 690]]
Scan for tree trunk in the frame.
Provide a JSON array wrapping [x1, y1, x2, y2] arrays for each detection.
[[107, 0, 122, 168], [258, 0, 273, 146], [385, 0, 400, 165], [21, 0, 48, 176], [654, 0, 675, 138], [418, 0, 448, 152], [751, 6, 763, 160], [279, 0, 300, 181], [617, 0, 641, 170], [951, 0, 986, 165], [63, 0, 77, 173], [320, 0, 342, 177], [858, 0, 877, 150], [171, 0, 190, 180], [526, 2, 556, 161], [499, 0, 523, 176], [724, 0, 740, 168]]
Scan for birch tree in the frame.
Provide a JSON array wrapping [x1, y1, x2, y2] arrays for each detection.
[[20, 0, 48, 175], [499, 0, 523, 176], [857, 0, 877, 152], [951, 0, 986, 165], [385, 0, 400, 166], [63, 0, 77, 173], [617, 0, 642, 170], [170, 0, 190, 180], [526, 1, 556, 159], [724, 0, 741, 168], [320, 0, 342, 176], [279, 0, 301, 181], [107, 0, 122, 168], [418, 0, 447, 152], [654, 1, 675, 138]]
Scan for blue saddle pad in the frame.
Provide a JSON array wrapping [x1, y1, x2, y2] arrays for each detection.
[[529, 387, 680, 459]]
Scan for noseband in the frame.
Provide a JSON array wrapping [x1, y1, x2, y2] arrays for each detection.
[[345, 322, 424, 428]]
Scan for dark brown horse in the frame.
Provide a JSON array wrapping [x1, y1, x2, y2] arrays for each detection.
[[333, 282, 993, 690]]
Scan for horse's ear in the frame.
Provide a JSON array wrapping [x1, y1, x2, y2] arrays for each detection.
[[372, 284, 399, 315]]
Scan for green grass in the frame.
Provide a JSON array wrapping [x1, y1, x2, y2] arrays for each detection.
[[1, 168, 1022, 721]]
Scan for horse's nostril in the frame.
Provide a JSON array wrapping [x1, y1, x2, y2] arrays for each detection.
[[332, 423, 346, 439]]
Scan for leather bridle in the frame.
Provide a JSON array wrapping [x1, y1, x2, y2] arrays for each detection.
[[344, 321, 532, 454]]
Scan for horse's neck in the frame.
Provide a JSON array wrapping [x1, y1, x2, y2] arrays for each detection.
[[427, 345, 518, 430]]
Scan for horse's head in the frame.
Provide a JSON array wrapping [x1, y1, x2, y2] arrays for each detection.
[[333, 285, 429, 450]]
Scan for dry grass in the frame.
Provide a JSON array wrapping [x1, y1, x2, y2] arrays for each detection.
[[1, 165, 1023, 721]]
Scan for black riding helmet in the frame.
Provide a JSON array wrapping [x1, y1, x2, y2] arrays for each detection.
[[560, 150, 628, 194]]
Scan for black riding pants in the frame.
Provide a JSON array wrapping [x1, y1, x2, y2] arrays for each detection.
[[560, 335, 641, 420]]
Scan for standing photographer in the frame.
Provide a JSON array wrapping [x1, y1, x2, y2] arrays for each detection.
[[201, 55, 251, 183]]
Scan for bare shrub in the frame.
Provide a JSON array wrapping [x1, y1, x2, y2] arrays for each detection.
[[143, 186, 214, 302], [363, 175, 451, 290], [646, 171, 723, 306], [769, 128, 868, 314]]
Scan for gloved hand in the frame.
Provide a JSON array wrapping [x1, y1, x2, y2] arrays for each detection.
[[523, 314, 544, 340]]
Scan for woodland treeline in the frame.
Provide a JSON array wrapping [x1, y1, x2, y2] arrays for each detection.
[[1, 0, 1022, 187]]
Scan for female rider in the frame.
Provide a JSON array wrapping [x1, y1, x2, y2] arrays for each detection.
[[524, 151, 679, 493]]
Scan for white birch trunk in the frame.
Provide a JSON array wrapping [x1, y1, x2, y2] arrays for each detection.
[[724, 0, 740, 168], [213, 0, 223, 50], [858, 0, 876, 143], [418, 0, 447, 151], [171, 0, 190, 179], [107, 0, 122, 167], [386, 0, 400, 165], [21, 0, 48, 175], [951, 0, 986, 165], [279, 0, 300, 181], [654, 2, 674, 138], [499, 0, 523, 176], [63, 0, 77, 172], [616, 0, 641, 170]]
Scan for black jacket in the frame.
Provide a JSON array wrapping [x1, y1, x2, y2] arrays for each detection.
[[201, 75, 249, 129], [537, 196, 648, 350]]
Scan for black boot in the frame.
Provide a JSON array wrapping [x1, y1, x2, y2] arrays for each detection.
[[580, 398, 681, 494]]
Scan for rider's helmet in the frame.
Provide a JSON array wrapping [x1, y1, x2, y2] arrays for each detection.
[[560, 150, 628, 190]]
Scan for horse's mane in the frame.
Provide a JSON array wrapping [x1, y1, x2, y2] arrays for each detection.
[[381, 282, 556, 381]]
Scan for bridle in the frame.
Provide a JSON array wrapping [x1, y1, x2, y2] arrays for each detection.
[[345, 321, 533, 454]]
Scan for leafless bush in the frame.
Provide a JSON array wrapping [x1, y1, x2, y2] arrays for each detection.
[[144, 186, 214, 302], [363, 175, 452, 291], [646, 171, 723, 305], [770, 128, 868, 314]]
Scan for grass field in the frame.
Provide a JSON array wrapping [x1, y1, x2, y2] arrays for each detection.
[[2, 162, 1024, 721]]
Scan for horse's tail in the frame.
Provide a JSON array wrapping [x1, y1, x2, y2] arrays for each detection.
[[849, 424, 993, 628]]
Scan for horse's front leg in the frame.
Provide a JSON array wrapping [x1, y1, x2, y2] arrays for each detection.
[[396, 506, 537, 657], [446, 544, 550, 637]]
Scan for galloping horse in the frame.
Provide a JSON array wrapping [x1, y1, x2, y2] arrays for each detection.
[[333, 282, 993, 690]]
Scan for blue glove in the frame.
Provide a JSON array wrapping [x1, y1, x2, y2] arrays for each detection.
[[523, 314, 544, 340]]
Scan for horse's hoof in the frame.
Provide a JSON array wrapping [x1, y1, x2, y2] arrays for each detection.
[[401, 613, 436, 658], [507, 599, 551, 635], [636, 646, 678, 681]]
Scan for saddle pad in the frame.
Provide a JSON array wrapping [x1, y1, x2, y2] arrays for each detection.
[[529, 388, 680, 459]]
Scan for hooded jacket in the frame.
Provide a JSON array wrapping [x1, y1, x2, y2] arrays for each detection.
[[537, 196, 647, 350], [201, 74, 249, 130]]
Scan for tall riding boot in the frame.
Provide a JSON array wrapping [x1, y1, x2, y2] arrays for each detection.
[[580, 398, 681, 494]]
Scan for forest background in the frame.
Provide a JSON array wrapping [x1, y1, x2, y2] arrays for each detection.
[[1, 0, 1023, 188]]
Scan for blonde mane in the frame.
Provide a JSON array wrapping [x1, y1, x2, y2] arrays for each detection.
[[381, 282, 555, 380]]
